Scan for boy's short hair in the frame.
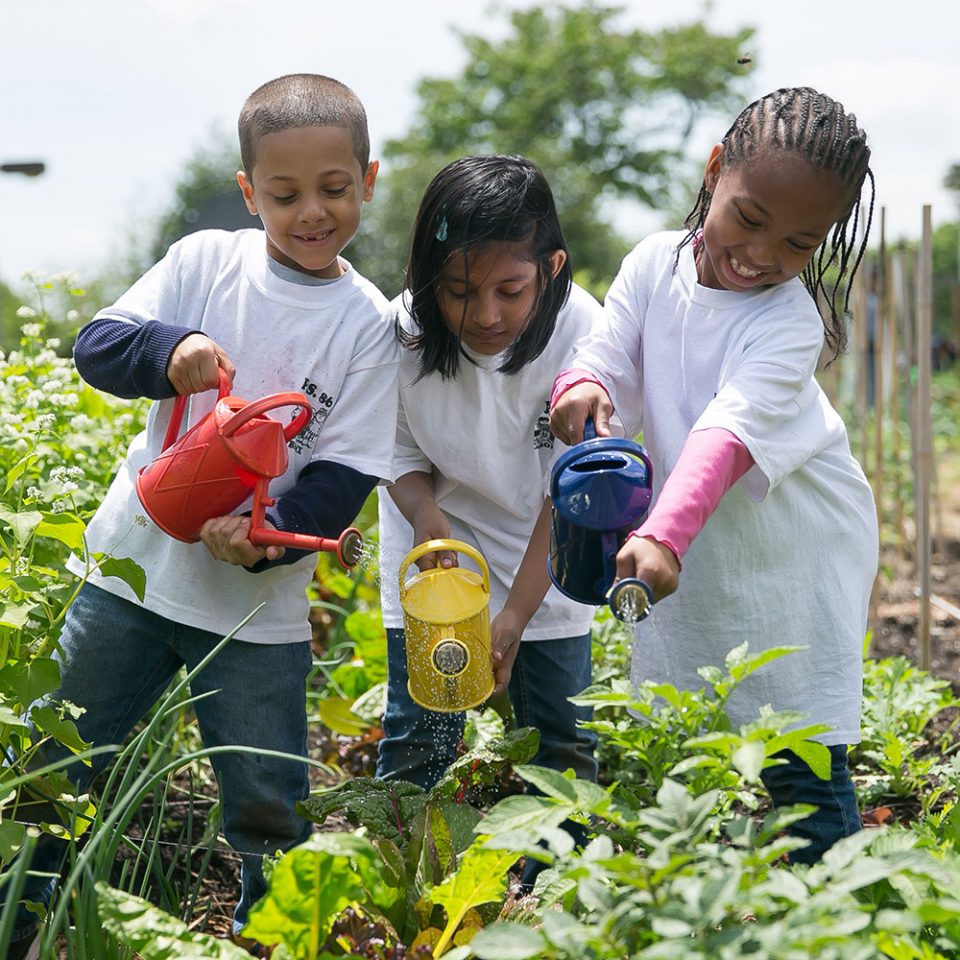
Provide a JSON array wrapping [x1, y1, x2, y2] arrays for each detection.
[[238, 74, 370, 175]]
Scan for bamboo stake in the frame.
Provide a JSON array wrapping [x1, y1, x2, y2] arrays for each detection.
[[864, 213, 886, 645], [853, 231, 870, 466], [916, 206, 933, 672], [902, 252, 916, 561], [872, 211, 885, 541], [887, 252, 904, 558]]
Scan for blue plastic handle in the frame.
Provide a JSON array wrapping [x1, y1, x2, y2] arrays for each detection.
[[584, 417, 597, 441]]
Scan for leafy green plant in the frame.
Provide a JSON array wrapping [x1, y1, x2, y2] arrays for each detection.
[[854, 655, 960, 812], [299, 725, 537, 949], [576, 642, 831, 811]]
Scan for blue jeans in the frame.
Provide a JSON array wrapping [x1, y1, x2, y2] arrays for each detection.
[[377, 628, 597, 788], [760, 744, 861, 864], [8, 582, 313, 942]]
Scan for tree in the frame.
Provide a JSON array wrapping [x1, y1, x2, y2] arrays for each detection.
[[350, 3, 754, 296]]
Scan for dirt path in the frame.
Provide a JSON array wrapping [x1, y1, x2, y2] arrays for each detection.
[[873, 450, 960, 683]]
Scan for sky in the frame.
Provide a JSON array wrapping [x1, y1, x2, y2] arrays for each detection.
[[2, 0, 958, 289]]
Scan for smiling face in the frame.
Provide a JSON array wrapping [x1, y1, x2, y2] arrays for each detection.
[[435, 241, 566, 356], [697, 144, 853, 293], [237, 125, 377, 279]]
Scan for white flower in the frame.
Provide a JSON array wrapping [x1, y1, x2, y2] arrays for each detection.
[[16, 306, 37, 319], [20, 322, 42, 338], [66, 309, 80, 322]]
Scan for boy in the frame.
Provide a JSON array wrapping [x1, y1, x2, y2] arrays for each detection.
[[8, 74, 398, 958]]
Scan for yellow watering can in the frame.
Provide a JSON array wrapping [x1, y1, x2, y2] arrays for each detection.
[[399, 539, 494, 713]]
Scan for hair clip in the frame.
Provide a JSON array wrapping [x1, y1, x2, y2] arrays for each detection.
[[435, 212, 448, 242]]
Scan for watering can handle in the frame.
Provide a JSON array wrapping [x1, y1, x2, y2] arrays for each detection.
[[398, 539, 490, 600], [161, 367, 233, 452], [576, 417, 653, 477], [220, 391, 313, 441]]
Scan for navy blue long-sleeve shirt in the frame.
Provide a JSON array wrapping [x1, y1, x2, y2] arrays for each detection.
[[74, 317, 377, 571]]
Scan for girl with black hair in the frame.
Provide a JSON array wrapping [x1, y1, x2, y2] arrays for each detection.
[[551, 87, 878, 864], [376, 156, 603, 822]]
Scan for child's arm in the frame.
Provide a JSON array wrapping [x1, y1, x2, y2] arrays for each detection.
[[74, 318, 235, 398], [489, 498, 554, 695], [387, 471, 456, 570], [201, 459, 379, 570], [615, 428, 754, 601]]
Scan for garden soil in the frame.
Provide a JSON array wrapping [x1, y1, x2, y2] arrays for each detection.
[[871, 450, 960, 684]]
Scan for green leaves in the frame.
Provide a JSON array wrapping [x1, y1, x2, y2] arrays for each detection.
[[301, 777, 427, 846], [424, 840, 519, 956], [242, 833, 389, 959], [96, 882, 250, 958], [94, 554, 146, 601], [351, 4, 753, 296]]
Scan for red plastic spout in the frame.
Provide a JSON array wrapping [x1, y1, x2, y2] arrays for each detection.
[[246, 477, 364, 568]]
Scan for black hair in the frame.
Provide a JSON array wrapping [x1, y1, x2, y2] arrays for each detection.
[[238, 74, 369, 175], [679, 86, 874, 357], [400, 155, 572, 379]]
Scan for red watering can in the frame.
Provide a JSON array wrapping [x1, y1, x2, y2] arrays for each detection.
[[135, 369, 363, 568]]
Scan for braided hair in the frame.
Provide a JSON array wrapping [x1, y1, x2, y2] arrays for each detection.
[[679, 87, 874, 357]]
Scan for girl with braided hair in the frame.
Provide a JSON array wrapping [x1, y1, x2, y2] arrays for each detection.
[[550, 87, 877, 863]]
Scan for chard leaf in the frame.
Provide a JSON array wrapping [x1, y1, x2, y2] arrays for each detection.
[[96, 881, 250, 958], [425, 841, 518, 956], [243, 833, 382, 959], [299, 778, 427, 846]]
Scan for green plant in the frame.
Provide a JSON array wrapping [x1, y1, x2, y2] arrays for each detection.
[[854, 655, 960, 813], [577, 642, 832, 811]]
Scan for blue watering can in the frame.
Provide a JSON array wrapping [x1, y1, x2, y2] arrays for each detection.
[[548, 419, 654, 621]]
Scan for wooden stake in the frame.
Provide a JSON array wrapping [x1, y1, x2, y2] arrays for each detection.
[[872, 211, 885, 539], [916, 206, 933, 672], [887, 252, 904, 558], [853, 233, 870, 465]]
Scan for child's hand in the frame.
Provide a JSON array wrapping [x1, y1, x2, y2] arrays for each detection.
[[200, 515, 285, 566], [490, 607, 524, 696], [615, 535, 680, 603], [167, 334, 237, 396], [411, 503, 456, 570], [549, 382, 614, 444]]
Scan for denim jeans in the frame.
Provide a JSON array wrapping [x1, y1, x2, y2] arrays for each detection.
[[376, 627, 598, 788], [7, 582, 313, 942], [760, 744, 861, 864]]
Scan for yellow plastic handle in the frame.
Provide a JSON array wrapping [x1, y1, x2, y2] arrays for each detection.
[[398, 538, 490, 601]]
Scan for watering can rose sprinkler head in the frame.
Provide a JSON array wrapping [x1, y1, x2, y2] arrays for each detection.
[[607, 577, 653, 623]]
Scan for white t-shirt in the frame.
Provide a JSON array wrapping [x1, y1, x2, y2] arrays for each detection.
[[572, 231, 878, 743], [68, 229, 399, 644], [378, 283, 603, 640]]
